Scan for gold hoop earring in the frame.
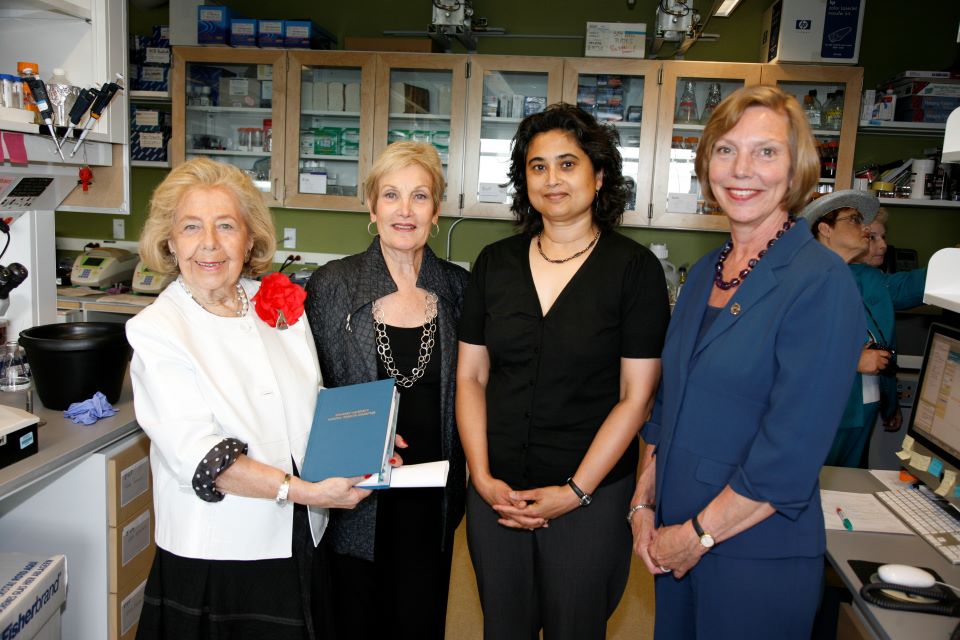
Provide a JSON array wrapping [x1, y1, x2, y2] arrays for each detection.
[[367, 221, 378, 236], [430, 223, 440, 238]]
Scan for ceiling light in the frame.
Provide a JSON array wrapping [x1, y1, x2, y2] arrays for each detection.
[[713, 0, 743, 17]]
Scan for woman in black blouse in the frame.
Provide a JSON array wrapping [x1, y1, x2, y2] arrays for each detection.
[[456, 103, 670, 639], [306, 142, 469, 639]]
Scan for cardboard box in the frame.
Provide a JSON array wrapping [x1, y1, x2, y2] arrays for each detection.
[[109, 577, 146, 640], [283, 20, 335, 49], [257, 20, 284, 47], [217, 78, 260, 108], [0, 406, 38, 470], [313, 127, 340, 155], [890, 80, 960, 99], [133, 64, 170, 92], [760, 0, 865, 64], [0, 554, 66, 640], [230, 18, 257, 47], [197, 5, 232, 45], [106, 433, 152, 527], [109, 509, 155, 593], [585, 22, 646, 59]]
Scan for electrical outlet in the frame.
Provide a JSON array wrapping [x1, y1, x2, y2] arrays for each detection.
[[283, 227, 296, 249], [112, 219, 125, 240]]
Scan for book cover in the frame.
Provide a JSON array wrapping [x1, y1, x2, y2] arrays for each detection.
[[301, 379, 399, 489]]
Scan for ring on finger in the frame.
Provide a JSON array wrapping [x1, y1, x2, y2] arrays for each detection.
[[659, 565, 671, 573]]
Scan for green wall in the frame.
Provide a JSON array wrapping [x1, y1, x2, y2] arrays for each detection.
[[55, 0, 960, 269]]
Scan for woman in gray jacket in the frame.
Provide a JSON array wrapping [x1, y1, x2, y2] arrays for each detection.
[[305, 142, 468, 640]]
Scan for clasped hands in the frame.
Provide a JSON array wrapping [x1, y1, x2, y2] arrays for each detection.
[[474, 475, 580, 531], [631, 510, 706, 579]]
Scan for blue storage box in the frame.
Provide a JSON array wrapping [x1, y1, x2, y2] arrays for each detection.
[[230, 18, 257, 47], [258, 19, 284, 47], [198, 5, 232, 45]]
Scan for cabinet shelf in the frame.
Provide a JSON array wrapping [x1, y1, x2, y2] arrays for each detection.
[[301, 109, 361, 118], [877, 198, 960, 209], [2, 0, 91, 20], [858, 120, 946, 136], [673, 123, 706, 132], [388, 113, 451, 121], [300, 154, 359, 162], [482, 116, 524, 124], [129, 90, 171, 103], [131, 160, 171, 168], [811, 128, 842, 137], [186, 106, 271, 115], [186, 148, 270, 157], [612, 122, 642, 130]]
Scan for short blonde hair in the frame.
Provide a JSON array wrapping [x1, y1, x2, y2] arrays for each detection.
[[140, 158, 276, 277], [873, 207, 889, 226], [695, 85, 819, 216], [363, 141, 445, 212]]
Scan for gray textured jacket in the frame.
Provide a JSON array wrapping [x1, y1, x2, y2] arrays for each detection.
[[305, 238, 469, 561]]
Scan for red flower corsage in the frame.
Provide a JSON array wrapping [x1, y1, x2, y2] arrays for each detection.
[[253, 273, 306, 330]]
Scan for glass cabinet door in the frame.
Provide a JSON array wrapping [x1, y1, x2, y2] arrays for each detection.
[[761, 65, 863, 193], [373, 54, 468, 217], [171, 48, 287, 207], [561, 59, 660, 227], [651, 62, 762, 231], [463, 55, 564, 218], [282, 51, 375, 211]]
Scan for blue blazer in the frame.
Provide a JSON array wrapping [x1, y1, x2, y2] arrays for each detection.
[[642, 223, 865, 559]]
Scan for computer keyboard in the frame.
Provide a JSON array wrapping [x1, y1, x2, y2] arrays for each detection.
[[877, 488, 960, 564]]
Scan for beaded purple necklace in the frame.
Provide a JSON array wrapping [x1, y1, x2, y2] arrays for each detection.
[[714, 215, 796, 291]]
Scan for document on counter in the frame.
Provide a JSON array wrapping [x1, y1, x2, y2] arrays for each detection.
[[869, 469, 914, 492], [820, 489, 913, 534]]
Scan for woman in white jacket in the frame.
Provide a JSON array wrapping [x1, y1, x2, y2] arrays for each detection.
[[127, 158, 369, 640]]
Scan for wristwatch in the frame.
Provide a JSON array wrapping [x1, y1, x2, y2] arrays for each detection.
[[692, 514, 715, 549], [566, 477, 592, 507]]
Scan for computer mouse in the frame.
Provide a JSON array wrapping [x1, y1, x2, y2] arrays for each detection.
[[877, 564, 936, 588]]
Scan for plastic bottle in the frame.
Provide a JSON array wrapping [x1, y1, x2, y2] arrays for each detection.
[[17, 61, 40, 122], [824, 90, 844, 130], [262, 119, 272, 152], [675, 81, 699, 124], [650, 243, 679, 305], [804, 90, 822, 128], [700, 83, 722, 123]]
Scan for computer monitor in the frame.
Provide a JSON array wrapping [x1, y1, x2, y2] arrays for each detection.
[[905, 322, 960, 507]]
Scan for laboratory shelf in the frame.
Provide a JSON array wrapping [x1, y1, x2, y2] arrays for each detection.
[[858, 121, 946, 136], [131, 160, 171, 168], [129, 90, 171, 103], [388, 113, 451, 121], [185, 148, 270, 157], [878, 198, 960, 208]]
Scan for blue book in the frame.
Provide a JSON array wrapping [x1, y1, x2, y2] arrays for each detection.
[[301, 379, 399, 489]]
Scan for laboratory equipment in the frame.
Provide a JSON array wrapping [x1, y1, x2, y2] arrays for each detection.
[[700, 83, 722, 123], [58, 86, 98, 148], [650, 243, 679, 305], [22, 76, 65, 160], [45, 68, 78, 127], [804, 90, 823, 128], [70, 247, 139, 289], [0, 342, 30, 392], [69, 76, 123, 157], [675, 81, 699, 124], [131, 260, 174, 295]]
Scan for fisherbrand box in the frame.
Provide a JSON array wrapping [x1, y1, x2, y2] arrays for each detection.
[[760, 0, 865, 64], [0, 554, 67, 640]]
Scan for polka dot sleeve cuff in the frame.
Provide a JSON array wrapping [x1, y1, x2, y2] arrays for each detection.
[[192, 438, 248, 502]]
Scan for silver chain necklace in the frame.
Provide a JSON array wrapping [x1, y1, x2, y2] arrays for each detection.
[[179, 277, 249, 317], [372, 291, 438, 388]]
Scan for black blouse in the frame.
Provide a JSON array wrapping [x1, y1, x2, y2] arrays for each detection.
[[459, 231, 670, 490]]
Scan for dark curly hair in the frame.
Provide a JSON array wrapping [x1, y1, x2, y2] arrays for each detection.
[[508, 103, 628, 236]]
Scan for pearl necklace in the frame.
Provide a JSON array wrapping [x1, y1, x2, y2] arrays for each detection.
[[714, 215, 795, 291], [179, 277, 249, 317], [537, 229, 601, 264]]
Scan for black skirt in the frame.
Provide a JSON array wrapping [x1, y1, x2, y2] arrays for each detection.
[[135, 504, 319, 640]]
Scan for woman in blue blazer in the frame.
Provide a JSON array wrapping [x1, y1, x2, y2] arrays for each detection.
[[628, 86, 865, 640]]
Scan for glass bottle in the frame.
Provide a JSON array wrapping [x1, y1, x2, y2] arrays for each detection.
[[262, 119, 273, 152], [824, 90, 844, 131], [0, 342, 31, 392], [804, 90, 823, 128], [700, 83, 722, 123], [675, 81, 699, 124]]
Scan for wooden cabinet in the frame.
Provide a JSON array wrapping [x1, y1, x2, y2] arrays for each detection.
[[171, 47, 288, 207], [374, 53, 468, 216], [462, 55, 564, 218], [167, 49, 863, 231], [561, 58, 660, 227]]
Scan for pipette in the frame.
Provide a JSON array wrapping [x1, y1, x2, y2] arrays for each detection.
[[22, 76, 65, 161], [58, 87, 99, 148], [69, 76, 123, 158]]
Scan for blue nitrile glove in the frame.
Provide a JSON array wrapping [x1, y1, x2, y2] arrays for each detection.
[[63, 391, 118, 425]]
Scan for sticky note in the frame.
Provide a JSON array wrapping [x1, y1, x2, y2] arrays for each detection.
[[929, 459, 944, 478], [902, 435, 915, 451], [2, 132, 27, 164], [909, 452, 931, 472], [895, 449, 912, 461], [937, 470, 957, 497]]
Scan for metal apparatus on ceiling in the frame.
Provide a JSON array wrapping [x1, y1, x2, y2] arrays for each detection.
[[652, 0, 743, 58], [429, 0, 477, 51]]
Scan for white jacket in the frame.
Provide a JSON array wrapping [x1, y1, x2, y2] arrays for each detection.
[[126, 278, 327, 560]]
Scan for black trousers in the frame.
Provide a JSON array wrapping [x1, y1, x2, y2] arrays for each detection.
[[465, 474, 634, 640]]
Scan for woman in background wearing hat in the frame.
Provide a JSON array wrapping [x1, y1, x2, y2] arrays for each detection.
[[806, 193, 927, 466], [630, 86, 865, 640]]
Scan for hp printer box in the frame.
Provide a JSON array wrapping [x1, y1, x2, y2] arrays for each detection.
[[0, 554, 67, 640], [760, 0, 865, 64]]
